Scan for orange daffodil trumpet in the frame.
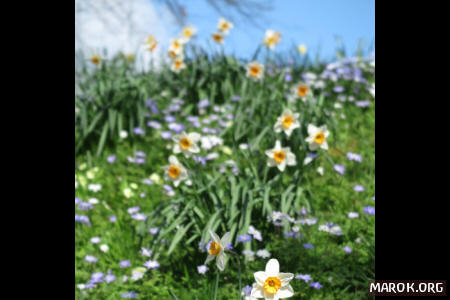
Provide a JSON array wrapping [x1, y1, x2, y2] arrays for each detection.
[[170, 58, 186, 73], [211, 32, 225, 44], [274, 109, 300, 137], [306, 124, 330, 151], [217, 17, 234, 35], [291, 82, 311, 102], [262, 30, 281, 50], [161, 156, 188, 187], [89, 54, 102, 65], [251, 259, 294, 299], [265, 141, 297, 172], [204, 230, 231, 271], [246, 61, 265, 81], [172, 131, 201, 157]]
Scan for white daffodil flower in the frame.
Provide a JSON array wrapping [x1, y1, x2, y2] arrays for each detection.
[[251, 258, 294, 299], [274, 109, 300, 137], [262, 30, 281, 50], [211, 32, 225, 44], [168, 38, 185, 56], [180, 25, 196, 42], [170, 58, 186, 73], [172, 131, 201, 157], [217, 17, 234, 35], [265, 141, 297, 172], [305, 124, 330, 151], [204, 230, 231, 271], [144, 35, 158, 52], [246, 61, 265, 81], [291, 82, 311, 101], [161, 155, 188, 187]]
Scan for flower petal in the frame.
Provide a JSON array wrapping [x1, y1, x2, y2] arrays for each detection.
[[220, 232, 231, 246], [278, 273, 294, 286], [251, 283, 265, 298], [204, 254, 215, 265], [276, 284, 294, 298], [209, 230, 220, 243], [265, 259, 279, 276], [216, 252, 226, 271], [254, 271, 268, 286]]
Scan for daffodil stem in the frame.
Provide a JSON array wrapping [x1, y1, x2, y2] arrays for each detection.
[[213, 271, 220, 300]]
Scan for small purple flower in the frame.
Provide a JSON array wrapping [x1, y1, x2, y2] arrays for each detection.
[[85, 255, 98, 263], [310, 281, 323, 289], [133, 127, 145, 135], [146, 98, 159, 114], [107, 155, 116, 163], [142, 179, 153, 185], [296, 274, 312, 282], [353, 185, 365, 192], [131, 213, 147, 221], [121, 292, 138, 298], [348, 212, 359, 219], [135, 151, 146, 158], [333, 86, 344, 93], [109, 215, 117, 222], [127, 206, 140, 214], [135, 158, 146, 165], [355, 100, 371, 107], [363, 206, 375, 215], [237, 234, 252, 243], [149, 227, 159, 235], [372, 195, 375, 201], [284, 232, 297, 238], [333, 164, 345, 175], [346, 152, 363, 162], [119, 260, 131, 268], [78, 201, 93, 211], [143, 260, 160, 269], [225, 243, 233, 250], [242, 285, 252, 296], [90, 237, 101, 244], [105, 270, 115, 284], [161, 131, 172, 139], [343, 246, 352, 254], [198, 99, 210, 109], [164, 115, 176, 123], [147, 121, 162, 129], [197, 265, 208, 274], [285, 74, 292, 82], [90, 272, 104, 284], [75, 215, 91, 226], [231, 95, 241, 102], [168, 123, 186, 133], [303, 243, 314, 249]]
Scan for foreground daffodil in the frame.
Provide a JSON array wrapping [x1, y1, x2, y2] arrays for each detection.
[[291, 82, 310, 101], [262, 30, 281, 50], [217, 17, 233, 35], [161, 156, 188, 187], [274, 109, 300, 137], [265, 141, 296, 171], [246, 61, 264, 81], [204, 230, 231, 271], [251, 259, 294, 299], [305, 124, 329, 151], [172, 131, 201, 157]]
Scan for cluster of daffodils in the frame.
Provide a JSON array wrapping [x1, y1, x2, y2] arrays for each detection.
[[264, 108, 329, 172], [211, 17, 233, 44], [167, 25, 197, 73], [262, 30, 282, 50]]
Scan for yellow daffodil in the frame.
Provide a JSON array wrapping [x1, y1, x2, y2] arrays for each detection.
[[217, 17, 234, 35], [246, 61, 264, 81], [265, 141, 297, 172], [145, 35, 158, 52], [251, 259, 294, 299], [161, 155, 188, 187], [170, 58, 186, 73], [204, 230, 231, 271], [262, 30, 281, 50], [180, 25, 197, 42], [298, 44, 307, 54], [306, 124, 330, 151], [274, 109, 300, 137], [211, 32, 225, 44], [291, 82, 311, 101], [172, 131, 201, 157]]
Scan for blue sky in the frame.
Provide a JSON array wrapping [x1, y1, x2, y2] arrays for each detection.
[[161, 0, 374, 61]]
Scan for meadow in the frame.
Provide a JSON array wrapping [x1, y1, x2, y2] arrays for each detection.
[[75, 25, 375, 299]]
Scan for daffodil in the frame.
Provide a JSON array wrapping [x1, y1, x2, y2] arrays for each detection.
[[246, 61, 264, 81], [169, 38, 185, 56], [161, 155, 188, 187], [180, 25, 197, 42], [274, 109, 300, 137], [262, 30, 281, 50], [297, 44, 307, 54], [204, 230, 231, 271], [211, 32, 225, 44], [251, 259, 294, 299], [305, 124, 330, 151], [168, 50, 184, 60], [90, 54, 102, 65], [145, 35, 158, 52], [217, 17, 233, 35], [170, 58, 186, 73], [172, 131, 201, 157], [265, 141, 296, 172], [291, 82, 311, 101]]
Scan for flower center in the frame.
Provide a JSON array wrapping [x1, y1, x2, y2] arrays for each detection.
[[168, 166, 180, 179], [264, 277, 281, 294], [180, 137, 192, 149], [175, 60, 183, 69], [298, 85, 308, 97], [314, 132, 325, 145], [168, 51, 177, 59], [273, 151, 285, 163], [267, 37, 276, 46], [250, 66, 260, 77], [220, 23, 229, 31], [91, 56, 100, 65], [208, 241, 221, 256], [184, 29, 192, 37], [282, 116, 294, 128], [212, 33, 223, 43]]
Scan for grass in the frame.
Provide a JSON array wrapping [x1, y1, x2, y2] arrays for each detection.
[[75, 50, 375, 299]]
